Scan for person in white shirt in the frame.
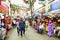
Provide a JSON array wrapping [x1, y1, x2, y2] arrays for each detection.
[[16, 21, 20, 36]]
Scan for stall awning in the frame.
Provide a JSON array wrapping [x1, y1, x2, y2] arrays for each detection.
[[50, 0, 60, 11], [0, 1, 8, 14]]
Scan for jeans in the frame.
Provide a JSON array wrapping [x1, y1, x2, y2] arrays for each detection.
[[20, 28, 25, 36]]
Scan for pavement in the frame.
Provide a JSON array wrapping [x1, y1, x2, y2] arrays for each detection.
[[6, 26, 60, 40]]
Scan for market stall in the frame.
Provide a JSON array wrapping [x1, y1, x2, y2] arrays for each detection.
[[0, 1, 12, 39]]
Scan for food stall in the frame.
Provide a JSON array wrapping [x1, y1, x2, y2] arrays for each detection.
[[0, 1, 12, 39]]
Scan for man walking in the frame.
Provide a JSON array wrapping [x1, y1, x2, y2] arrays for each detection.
[[19, 18, 26, 36]]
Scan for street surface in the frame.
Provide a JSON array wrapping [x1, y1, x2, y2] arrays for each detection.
[[6, 26, 60, 40]]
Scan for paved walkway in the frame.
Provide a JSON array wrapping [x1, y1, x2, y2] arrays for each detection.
[[6, 26, 60, 40]]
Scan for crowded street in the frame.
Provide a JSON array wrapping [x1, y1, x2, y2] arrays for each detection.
[[0, 0, 60, 40], [6, 26, 59, 40]]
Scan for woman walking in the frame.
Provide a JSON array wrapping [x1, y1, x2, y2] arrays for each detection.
[[48, 20, 54, 37]]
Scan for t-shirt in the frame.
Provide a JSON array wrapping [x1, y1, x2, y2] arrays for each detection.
[[26, 21, 28, 25], [19, 20, 25, 29], [16, 22, 19, 27]]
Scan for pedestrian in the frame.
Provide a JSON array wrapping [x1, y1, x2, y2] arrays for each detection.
[[32, 20, 35, 28], [25, 19, 28, 30], [19, 18, 26, 37], [16, 17, 20, 36], [16, 21, 20, 36], [48, 20, 54, 37]]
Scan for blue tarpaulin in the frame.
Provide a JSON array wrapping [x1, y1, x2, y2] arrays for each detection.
[[50, 0, 60, 11], [34, 10, 40, 15]]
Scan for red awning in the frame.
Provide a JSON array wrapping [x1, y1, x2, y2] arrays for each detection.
[[0, 1, 8, 14]]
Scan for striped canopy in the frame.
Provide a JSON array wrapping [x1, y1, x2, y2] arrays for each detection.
[[0, 1, 8, 14]]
